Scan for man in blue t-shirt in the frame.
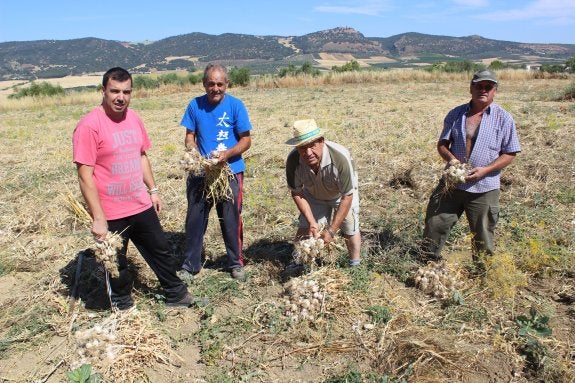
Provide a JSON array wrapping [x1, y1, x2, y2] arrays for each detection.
[[179, 63, 252, 280]]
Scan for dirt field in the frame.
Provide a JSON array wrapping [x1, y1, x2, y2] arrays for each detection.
[[0, 75, 102, 100], [0, 71, 573, 382]]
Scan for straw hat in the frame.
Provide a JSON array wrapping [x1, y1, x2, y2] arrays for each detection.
[[285, 119, 324, 147]]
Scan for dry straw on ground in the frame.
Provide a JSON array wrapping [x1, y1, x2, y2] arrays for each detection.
[[70, 307, 182, 382]]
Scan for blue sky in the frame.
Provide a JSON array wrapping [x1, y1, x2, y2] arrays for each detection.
[[0, 0, 573, 44]]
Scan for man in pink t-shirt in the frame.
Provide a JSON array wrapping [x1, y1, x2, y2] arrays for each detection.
[[73, 67, 194, 310]]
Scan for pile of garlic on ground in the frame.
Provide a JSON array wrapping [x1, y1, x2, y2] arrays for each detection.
[[293, 237, 326, 269], [414, 261, 463, 300], [443, 160, 471, 191], [93, 231, 123, 278], [72, 317, 119, 369], [283, 277, 326, 322]]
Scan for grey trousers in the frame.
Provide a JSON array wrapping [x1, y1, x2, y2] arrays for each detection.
[[422, 184, 500, 261]]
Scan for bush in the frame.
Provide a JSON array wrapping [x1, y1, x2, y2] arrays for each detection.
[[133, 75, 160, 90], [187, 73, 202, 85], [332, 60, 361, 73], [540, 63, 565, 73], [561, 79, 575, 100], [8, 81, 65, 99], [565, 56, 575, 73], [423, 60, 484, 73], [228, 67, 250, 87], [278, 61, 320, 77]]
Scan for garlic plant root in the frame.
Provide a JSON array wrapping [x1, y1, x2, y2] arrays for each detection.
[[93, 231, 123, 278], [179, 147, 233, 202]]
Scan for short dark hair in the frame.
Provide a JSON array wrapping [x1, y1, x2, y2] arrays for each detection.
[[203, 63, 228, 83], [102, 67, 132, 88]]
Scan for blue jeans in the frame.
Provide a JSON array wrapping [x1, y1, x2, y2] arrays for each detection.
[[107, 207, 188, 309], [423, 183, 500, 261], [182, 172, 244, 273]]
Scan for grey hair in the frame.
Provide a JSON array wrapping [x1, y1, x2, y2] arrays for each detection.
[[203, 63, 228, 82]]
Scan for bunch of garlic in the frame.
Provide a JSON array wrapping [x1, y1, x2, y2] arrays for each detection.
[[414, 261, 462, 300], [74, 322, 118, 364], [179, 147, 218, 175], [293, 237, 325, 268], [93, 231, 123, 278], [283, 277, 325, 322], [443, 159, 471, 185]]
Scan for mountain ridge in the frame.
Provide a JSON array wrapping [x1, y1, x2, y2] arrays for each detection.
[[1, 27, 573, 80]]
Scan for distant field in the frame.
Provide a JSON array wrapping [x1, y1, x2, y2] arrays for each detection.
[[0, 74, 102, 99]]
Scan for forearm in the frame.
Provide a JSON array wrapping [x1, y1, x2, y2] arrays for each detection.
[[219, 134, 251, 162], [141, 153, 156, 190], [141, 153, 162, 213], [486, 153, 516, 172], [437, 140, 456, 163], [185, 130, 197, 149], [77, 164, 108, 240], [292, 192, 317, 228], [77, 165, 105, 221]]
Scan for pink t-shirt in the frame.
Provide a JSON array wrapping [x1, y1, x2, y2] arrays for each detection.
[[72, 107, 152, 220]]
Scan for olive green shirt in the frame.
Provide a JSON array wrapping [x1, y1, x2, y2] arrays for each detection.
[[286, 140, 357, 201]]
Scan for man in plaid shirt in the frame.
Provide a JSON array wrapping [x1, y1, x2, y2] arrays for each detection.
[[422, 70, 521, 270]]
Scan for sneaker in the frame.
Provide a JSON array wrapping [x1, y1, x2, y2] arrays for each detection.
[[231, 267, 246, 280], [350, 259, 361, 267], [166, 292, 195, 308]]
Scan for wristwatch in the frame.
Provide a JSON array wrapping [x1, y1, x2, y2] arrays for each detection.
[[325, 226, 336, 237]]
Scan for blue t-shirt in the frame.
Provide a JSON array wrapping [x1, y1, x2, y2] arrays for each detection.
[[180, 94, 252, 174]]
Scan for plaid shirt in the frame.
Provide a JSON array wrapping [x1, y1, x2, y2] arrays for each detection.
[[440, 102, 521, 193]]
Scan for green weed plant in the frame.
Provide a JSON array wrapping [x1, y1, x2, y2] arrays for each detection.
[[67, 364, 101, 383]]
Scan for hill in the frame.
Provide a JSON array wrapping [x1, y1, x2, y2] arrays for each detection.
[[1, 27, 574, 80]]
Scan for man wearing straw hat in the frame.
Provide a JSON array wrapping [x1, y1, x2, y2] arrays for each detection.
[[285, 119, 361, 267], [422, 69, 521, 271]]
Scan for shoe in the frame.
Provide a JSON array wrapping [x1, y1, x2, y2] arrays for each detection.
[[166, 292, 194, 308], [177, 269, 198, 285], [231, 267, 246, 280], [112, 302, 134, 311], [111, 296, 134, 311], [350, 259, 361, 267]]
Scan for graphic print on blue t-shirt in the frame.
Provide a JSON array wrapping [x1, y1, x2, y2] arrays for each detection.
[[180, 94, 252, 174]]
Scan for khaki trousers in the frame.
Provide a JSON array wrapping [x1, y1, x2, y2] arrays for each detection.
[[423, 184, 500, 262]]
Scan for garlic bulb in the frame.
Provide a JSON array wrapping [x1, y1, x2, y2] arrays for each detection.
[[414, 261, 463, 300], [283, 277, 325, 322]]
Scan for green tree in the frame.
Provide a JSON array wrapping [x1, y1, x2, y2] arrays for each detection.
[[332, 60, 361, 73], [565, 56, 575, 73], [488, 60, 506, 70], [541, 63, 565, 73], [278, 62, 320, 77], [8, 81, 65, 99], [229, 67, 250, 87]]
